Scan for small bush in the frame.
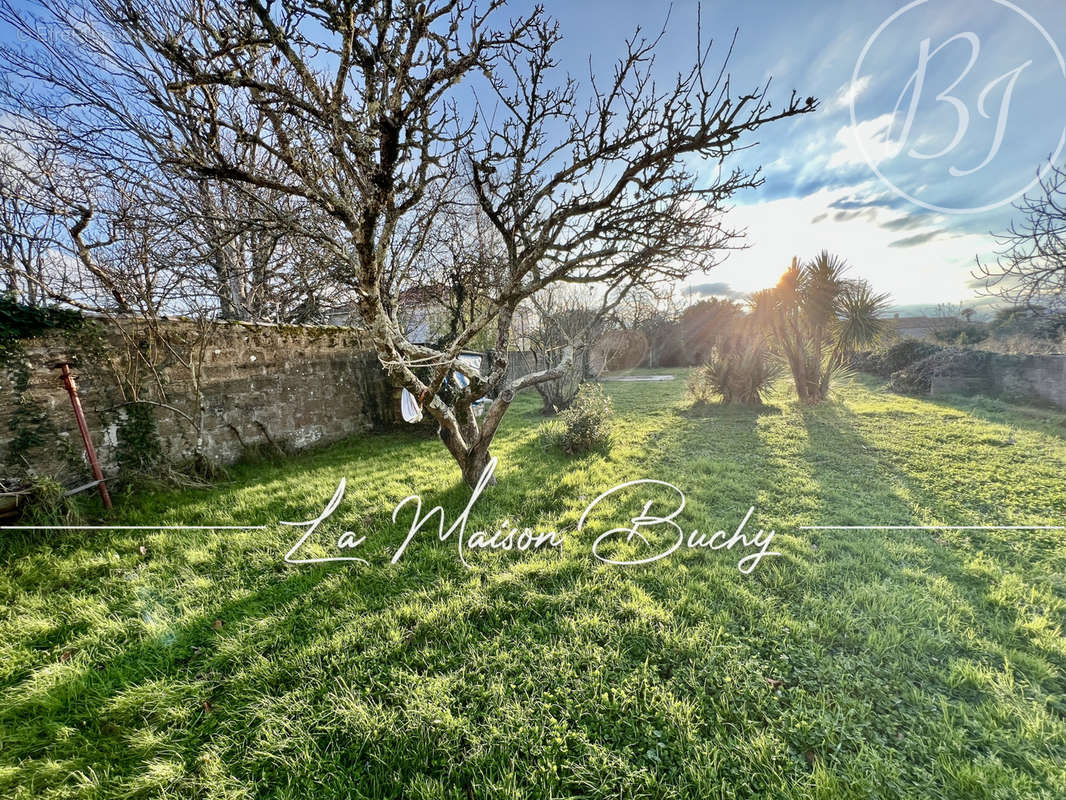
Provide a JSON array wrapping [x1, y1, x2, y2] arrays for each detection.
[[861, 338, 943, 377], [689, 341, 781, 405], [977, 332, 1066, 355], [886, 359, 936, 395], [981, 310, 1066, 354], [15, 476, 85, 526], [541, 383, 613, 455], [849, 349, 882, 374], [887, 348, 993, 395], [932, 324, 988, 345], [991, 308, 1066, 341]]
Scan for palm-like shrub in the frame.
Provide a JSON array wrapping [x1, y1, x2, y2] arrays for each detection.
[[752, 252, 889, 402], [690, 334, 781, 405]]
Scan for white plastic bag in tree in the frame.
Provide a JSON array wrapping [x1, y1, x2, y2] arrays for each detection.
[[400, 387, 423, 423]]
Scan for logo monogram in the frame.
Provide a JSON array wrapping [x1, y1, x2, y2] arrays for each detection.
[[890, 33, 1031, 177], [851, 0, 1066, 214]]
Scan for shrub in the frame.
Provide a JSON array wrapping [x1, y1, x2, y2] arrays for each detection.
[[541, 383, 613, 455], [13, 476, 85, 526], [865, 338, 943, 377], [1036, 313, 1066, 341], [992, 308, 1066, 340], [932, 324, 988, 345], [886, 358, 936, 395], [977, 332, 1066, 355], [849, 349, 882, 374], [887, 348, 992, 395], [689, 341, 781, 405]]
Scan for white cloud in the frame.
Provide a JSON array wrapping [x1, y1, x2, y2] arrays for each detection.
[[828, 114, 903, 169], [687, 188, 996, 306], [832, 75, 872, 110]]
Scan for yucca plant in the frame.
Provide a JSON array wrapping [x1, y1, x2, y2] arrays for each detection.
[[752, 251, 889, 402], [691, 341, 781, 405], [689, 316, 782, 405]]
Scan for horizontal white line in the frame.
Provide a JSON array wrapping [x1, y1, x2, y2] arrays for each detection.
[[799, 525, 1065, 530], [0, 525, 267, 531], [3, 524, 1060, 533]]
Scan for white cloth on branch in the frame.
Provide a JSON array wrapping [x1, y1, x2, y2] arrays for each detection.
[[400, 387, 423, 423], [400, 354, 488, 424], [455, 354, 491, 416]]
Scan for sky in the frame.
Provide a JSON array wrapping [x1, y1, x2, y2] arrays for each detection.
[[529, 0, 1066, 311], [3, 0, 1065, 313]]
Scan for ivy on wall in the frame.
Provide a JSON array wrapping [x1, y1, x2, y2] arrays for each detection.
[[3, 307, 392, 498], [0, 294, 86, 359], [1, 295, 88, 475], [0, 296, 161, 485], [114, 401, 164, 474]]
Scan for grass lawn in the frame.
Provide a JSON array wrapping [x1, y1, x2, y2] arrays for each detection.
[[2, 371, 1065, 799]]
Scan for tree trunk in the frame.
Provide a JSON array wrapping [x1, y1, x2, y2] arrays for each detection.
[[457, 442, 495, 489], [434, 410, 498, 489], [427, 351, 568, 489]]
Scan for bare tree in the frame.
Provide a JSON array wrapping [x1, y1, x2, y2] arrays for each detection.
[[404, 194, 508, 348], [0, 171, 62, 304], [976, 162, 1066, 313], [455, 12, 815, 481], [527, 287, 606, 413], [617, 288, 685, 368], [2, 0, 815, 486], [0, 3, 347, 323]]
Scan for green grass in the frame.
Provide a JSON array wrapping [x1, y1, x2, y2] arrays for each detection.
[[2, 371, 1065, 799]]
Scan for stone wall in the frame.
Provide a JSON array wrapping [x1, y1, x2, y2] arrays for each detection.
[[1, 320, 394, 487], [0, 320, 549, 491], [930, 352, 1066, 409]]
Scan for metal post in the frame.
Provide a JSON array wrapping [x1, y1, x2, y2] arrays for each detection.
[[58, 363, 112, 510]]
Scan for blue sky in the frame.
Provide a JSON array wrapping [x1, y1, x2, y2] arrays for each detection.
[[4, 0, 1064, 310], [530, 0, 1066, 309]]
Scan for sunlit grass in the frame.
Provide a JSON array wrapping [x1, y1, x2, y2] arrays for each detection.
[[1, 371, 1064, 798]]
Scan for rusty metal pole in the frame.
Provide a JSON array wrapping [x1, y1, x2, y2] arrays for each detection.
[[59, 363, 112, 510]]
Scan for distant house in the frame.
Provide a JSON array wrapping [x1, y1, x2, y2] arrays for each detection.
[[395, 285, 452, 344], [321, 287, 452, 343], [886, 315, 958, 340], [323, 303, 360, 327]]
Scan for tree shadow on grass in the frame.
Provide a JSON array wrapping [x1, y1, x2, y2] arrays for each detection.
[[793, 399, 1066, 659], [5, 390, 1066, 798], [922, 391, 1066, 440], [535, 399, 1063, 792], [792, 401, 921, 526], [679, 399, 783, 420], [2, 512, 577, 795], [2, 387, 689, 793], [785, 401, 1064, 785]]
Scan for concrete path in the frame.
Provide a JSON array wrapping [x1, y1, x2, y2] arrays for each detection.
[[600, 374, 676, 382]]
